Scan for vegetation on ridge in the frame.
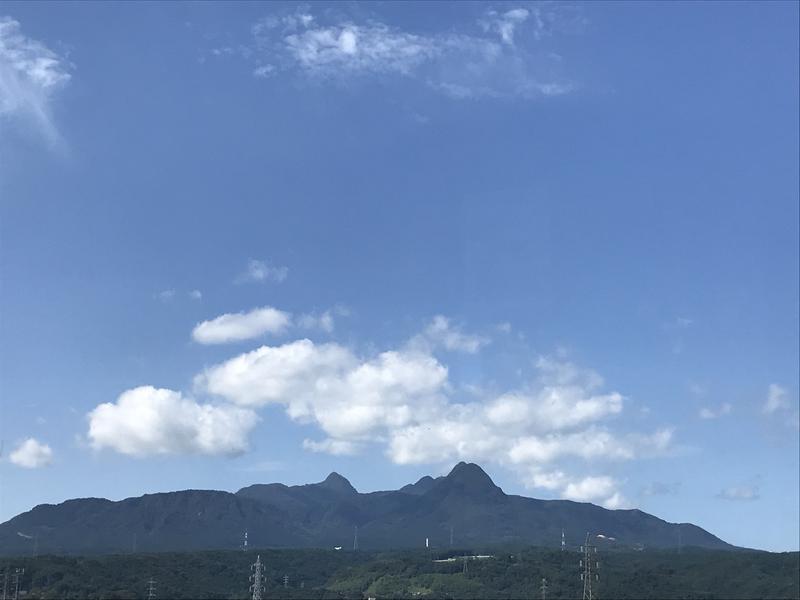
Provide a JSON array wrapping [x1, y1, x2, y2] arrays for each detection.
[[1, 545, 797, 599]]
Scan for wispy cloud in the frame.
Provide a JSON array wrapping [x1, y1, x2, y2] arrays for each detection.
[[641, 481, 681, 496], [0, 16, 71, 144], [763, 383, 789, 415], [236, 259, 289, 284], [213, 6, 581, 100], [699, 402, 732, 420], [717, 484, 759, 502]]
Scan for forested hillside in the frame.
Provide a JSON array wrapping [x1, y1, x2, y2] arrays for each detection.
[[2, 546, 797, 599]]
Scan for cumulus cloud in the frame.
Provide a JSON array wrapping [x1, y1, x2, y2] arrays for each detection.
[[699, 402, 732, 419], [763, 384, 789, 415], [90, 311, 673, 506], [193, 334, 668, 507], [228, 6, 578, 100], [196, 339, 448, 440], [236, 259, 288, 284], [87, 386, 257, 457], [717, 484, 759, 502], [189, 289, 202, 300], [0, 16, 71, 143], [192, 306, 291, 344], [9, 437, 53, 468]]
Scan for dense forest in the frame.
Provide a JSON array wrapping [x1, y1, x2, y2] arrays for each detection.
[[1, 545, 797, 599]]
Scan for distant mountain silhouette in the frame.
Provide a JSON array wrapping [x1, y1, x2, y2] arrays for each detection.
[[0, 462, 733, 555]]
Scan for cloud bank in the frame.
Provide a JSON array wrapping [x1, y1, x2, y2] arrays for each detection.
[[87, 309, 675, 508]]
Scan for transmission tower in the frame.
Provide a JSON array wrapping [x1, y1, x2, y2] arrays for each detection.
[[462, 555, 468, 575], [561, 528, 566, 551], [283, 574, 289, 588], [1, 568, 8, 600], [11, 569, 23, 600], [353, 525, 359, 551], [540, 577, 548, 600], [243, 530, 249, 552], [579, 533, 599, 600], [250, 555, 265, 600], [146, 577, 156, 600], [450, 525, 454, 547]]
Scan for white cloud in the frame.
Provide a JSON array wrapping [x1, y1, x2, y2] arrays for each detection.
[[408, 315, 489, 354], [237, 7, 578, 100], [87, 386, 257, 457], [189, 289, 202, 300], [9, 437, 53, 468], [236, 259, 288, 284], [717, 484, 759, 501], [197, 339, 448, 440], [93, 309, 674, 507], [764, 384, 789, 414], [192, 306, 291, 344], [699, 402, 732, 419], [0, 16, 71, 143]]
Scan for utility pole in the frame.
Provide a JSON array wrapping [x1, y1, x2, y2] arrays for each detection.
[[580, 533, 599, 600], [540, 577, 548, 600], [250, 555, 265, 600], [146, 577, 156, 600]]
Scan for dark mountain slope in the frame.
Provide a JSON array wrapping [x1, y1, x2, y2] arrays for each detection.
[[0, 462, 733, 556]]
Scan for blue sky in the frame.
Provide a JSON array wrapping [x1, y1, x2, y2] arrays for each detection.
[[0, 1, 798, 552]]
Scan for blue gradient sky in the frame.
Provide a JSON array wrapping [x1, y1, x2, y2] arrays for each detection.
[[0, 2, 798, 551]]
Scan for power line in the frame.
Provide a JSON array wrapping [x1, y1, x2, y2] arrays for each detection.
[[250, 555, 265, 600]]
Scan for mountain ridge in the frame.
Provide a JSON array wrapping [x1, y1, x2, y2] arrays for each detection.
[[0, 462, 735, 556]]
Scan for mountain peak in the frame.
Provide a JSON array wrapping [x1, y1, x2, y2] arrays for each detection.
[[318, 472, 357, 495], [445, 462, 502, 495]]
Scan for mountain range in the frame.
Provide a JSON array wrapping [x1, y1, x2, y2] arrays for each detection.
[[0, 462, 733, 555]]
